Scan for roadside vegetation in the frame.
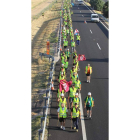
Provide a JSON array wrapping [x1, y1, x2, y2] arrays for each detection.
[[103, 1, 108, 18], [85, 0, 109, 19], [31, 0, 62, 139]]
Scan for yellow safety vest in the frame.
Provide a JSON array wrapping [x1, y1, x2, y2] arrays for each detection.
[[59, 107, 67, 118], [85, 66, 92, 74], [69, 87, 77, 97], [72, 107, 80, 118], [73, 97, 80, 107], [59, 97, 66, 107]]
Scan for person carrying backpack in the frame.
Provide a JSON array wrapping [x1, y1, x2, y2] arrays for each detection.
[[84, 92, 95, 118]]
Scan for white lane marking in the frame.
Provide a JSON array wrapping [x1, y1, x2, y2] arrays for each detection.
[[79, 93, 87, 140], [90, 29, 92, 34], [83, 2, 109, 31], [97, 43, 101, 50]]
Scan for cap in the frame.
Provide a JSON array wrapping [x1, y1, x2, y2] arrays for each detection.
[[88, 92, 91, 95], [75, 93, 78, 96], [62, 64, 64, 66], [61, 72, 63, 75], [88, 63, 90, 66], [67, 49, 69, 50], [61, 93, 64, 96]]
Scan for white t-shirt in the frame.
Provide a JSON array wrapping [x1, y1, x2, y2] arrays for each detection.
[[57, 107, 68, 112]]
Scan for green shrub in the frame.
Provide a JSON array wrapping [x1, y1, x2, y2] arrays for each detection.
[[103, 1, 109, 18], [90, 0, 104, 11]]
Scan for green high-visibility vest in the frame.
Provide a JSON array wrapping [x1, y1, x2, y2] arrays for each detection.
[[64, 21, 67, 25], [74, 80, 81, 89], [59, 75, 65, 81], [71, 41, 75, 47], [85, 96, 93, 107], [65, 51, 70, 57], [73, 97, 80, 107], [64, 41, 68, 46], [72, 107, 80, 118], [59, 107, 67, 118], [69, 87, 77, 97], [85, 66, 92, 74], [63, 35, 66, 40], [70, 69, 76, 76], [71, 36, 74, 40], [59, 70, 65, 76], [76, 35, 80, 40], [59, 97, 66, 107], [73, 52, 77, 57], [66, 29, 69, 34], [61, 56, 64, 63], [71, 75, 77, 83], [64, 61, 68, 68], [57, 89, 64, 98]]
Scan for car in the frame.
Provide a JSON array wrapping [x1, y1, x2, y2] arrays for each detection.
[[78, 0, 83, 5], [91, 14, 99, 22]]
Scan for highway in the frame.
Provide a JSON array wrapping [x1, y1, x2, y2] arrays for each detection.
[[48, 1, 108, 140]]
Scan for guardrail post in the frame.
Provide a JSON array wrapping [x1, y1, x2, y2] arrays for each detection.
[[46, 89, 50, 97], [38, 129, 43, 140], [43, 106, 47, 117], [41, 117, 45, 129], [44, 97, 48, 107]]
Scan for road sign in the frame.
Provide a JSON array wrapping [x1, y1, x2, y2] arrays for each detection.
[[46, 41, 50, 55]]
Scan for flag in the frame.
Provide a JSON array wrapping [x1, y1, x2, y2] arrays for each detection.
[[59, 80, 72, 92], [78, 54, 86, 61], [74, 29, 79, 35]]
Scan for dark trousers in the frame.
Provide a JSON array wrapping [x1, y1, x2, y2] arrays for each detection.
[[77, 40, 80, 45], [73, 117, 79, 129]]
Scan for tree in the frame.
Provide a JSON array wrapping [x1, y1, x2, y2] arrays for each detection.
[[90, 0, 104, 11], [103, 1, 109, 18]]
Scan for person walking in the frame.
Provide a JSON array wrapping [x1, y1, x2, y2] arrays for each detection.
[[74, 77, 81, 94], [71, 39, 75, 53], [63, 39, 68, 51], [57, 103, 68, 130], [85, 64, 92, 83], [65, 49, 71, 61], [76, 33, 81, 46], [71, 103, 81, 132], [64, 59, 69, 73], [84, 92, 95, 118], [68, 84, 77, 109], [71, 93, 80, 108], [58, 93, 67, 108]]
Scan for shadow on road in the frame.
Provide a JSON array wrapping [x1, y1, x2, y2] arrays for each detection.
[[85, 58, 108, 62]]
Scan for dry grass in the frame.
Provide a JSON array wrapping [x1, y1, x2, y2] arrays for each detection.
[[32, 0, 48, 9], [31, 0, 62, 139], [31, 0, 61, 116]]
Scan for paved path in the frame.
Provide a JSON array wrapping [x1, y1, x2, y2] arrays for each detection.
[[48, 1, 108, 140]]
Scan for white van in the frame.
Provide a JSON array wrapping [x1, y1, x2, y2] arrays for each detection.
[[91, 14, 99, 22], [78, 0, 83, 5]]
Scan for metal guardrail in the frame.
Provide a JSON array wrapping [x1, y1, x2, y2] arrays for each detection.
[[38, 57, 54, 140], [38, 5, 63, 140]]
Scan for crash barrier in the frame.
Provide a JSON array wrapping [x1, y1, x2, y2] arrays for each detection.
[[38, 53, 54, 140]]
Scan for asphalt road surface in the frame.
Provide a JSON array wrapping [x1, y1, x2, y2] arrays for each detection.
[[48, 1, 108, 140]]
